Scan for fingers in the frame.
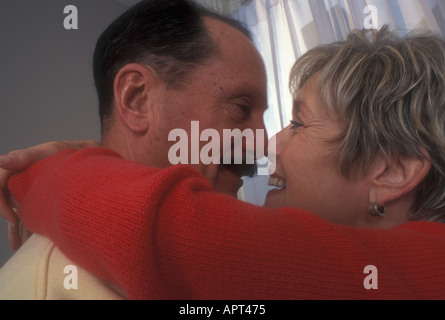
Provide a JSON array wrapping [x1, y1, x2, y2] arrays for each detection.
[[0, 140, 100, 172], [0, 166, 21, 250], [0, 140, 97, 250], [0, 140, 79, 222], [9, 195, 20, 209], [0, 141, 66, 172], [7, 218, 32, 251], [8, 220, 21, 251], [7, 207, 21, 251], [0, 168, 18, 225], [20, 223, 33, 246], [0, 197, 18, 226]]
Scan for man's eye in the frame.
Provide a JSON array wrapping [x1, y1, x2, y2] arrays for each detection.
[[237, 104, 250, 115], [231, 104, 250, 121], [290, 120, 304, 129]]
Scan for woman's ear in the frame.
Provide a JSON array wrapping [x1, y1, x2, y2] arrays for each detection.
[[113, 63, 159, 134], [367, 150, 431, 206]]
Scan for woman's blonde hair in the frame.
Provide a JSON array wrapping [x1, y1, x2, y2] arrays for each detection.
[[290, 26, 445, 222]]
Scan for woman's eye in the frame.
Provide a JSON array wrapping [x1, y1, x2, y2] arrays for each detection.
[[290, 120, 304, 130]]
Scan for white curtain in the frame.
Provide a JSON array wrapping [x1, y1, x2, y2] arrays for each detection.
[[232, 0, 445, 205]]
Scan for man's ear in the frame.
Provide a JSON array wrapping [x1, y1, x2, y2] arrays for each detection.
[[368, 150, 431, 206], [113, 63, 159, 134]]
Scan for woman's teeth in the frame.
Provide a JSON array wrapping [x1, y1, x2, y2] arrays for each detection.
[[268, 176, 287, 188]]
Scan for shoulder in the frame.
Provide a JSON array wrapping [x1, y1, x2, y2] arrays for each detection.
[[0, 234, 126, 300]]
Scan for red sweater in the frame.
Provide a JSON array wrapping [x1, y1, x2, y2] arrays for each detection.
[[9, 147, 445, 299]]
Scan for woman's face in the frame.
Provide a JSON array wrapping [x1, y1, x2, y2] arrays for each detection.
[[264, 77, 369, 225]]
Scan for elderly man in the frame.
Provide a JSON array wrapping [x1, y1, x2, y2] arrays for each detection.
[[0, 0, 268, 299]]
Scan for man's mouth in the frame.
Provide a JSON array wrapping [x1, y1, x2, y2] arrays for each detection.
[[214, 163, 251, 198], [212, 159, 258, 198], [221, 162, 258, 178]]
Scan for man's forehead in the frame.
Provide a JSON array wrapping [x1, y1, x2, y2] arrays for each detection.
[[204, 17, 257, 56], [201, 17, 267, 102], [205, 18, 265, 71], [204, 17, 241, 39]]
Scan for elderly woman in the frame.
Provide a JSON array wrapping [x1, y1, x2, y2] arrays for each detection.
[[1, 27, 445, 300], [266, 25, 445, 228]]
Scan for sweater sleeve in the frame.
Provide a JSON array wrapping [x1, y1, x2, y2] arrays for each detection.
[[8, 147, 445, 299]]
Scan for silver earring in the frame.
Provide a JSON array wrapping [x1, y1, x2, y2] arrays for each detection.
[[368, 202, 386, 217]]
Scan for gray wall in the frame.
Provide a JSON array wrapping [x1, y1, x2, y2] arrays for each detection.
[[0, 0, 134, 267]]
